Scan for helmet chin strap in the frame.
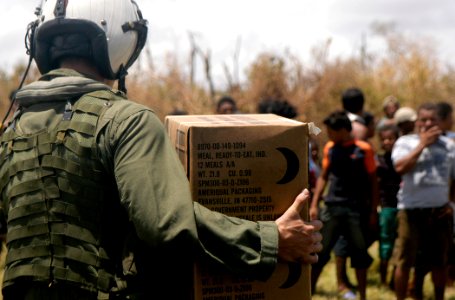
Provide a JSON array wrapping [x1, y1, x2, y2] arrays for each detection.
[[117, 65, 128, 94]]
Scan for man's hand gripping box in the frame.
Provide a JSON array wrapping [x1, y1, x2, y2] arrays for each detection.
[[165, 114, 312, 300]]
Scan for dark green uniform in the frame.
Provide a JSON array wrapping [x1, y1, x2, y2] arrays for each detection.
[[0, 69, 278, 299]]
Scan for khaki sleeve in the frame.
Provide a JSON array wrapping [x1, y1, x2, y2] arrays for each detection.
[[100, 104, 278, 279], [193, 202, 278, 280]]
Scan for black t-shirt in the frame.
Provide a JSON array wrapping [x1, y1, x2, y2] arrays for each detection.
[[377, 152, 401, 208], [322, 139, 376, 206]]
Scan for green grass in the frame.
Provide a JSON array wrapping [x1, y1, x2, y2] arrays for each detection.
[[312, 242, 455, 300]]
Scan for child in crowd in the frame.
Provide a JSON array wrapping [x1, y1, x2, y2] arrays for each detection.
[[310, 110, 378, 300], [376, 124, 401, 285]]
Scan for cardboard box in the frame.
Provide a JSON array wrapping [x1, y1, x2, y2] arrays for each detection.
[[165, 114, 310, 300]]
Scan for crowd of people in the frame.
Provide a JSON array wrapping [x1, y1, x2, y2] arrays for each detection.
[[308, 89, 455, 300], [210, 88, 455, 300], [213, 90, 455, 300]]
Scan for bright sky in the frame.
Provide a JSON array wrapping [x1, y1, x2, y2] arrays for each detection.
[[1, 0, 455, 85]]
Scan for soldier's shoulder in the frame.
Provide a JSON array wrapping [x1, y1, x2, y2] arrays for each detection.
[[84, 90, 154, 122]]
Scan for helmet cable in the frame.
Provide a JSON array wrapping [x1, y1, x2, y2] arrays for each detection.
[[0, 19, 38, 130]]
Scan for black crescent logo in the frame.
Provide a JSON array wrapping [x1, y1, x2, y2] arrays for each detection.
[[279, 263, 302, 289], [276, 147, 300, 184]]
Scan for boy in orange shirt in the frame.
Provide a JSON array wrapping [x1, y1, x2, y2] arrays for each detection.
[[310, 110, 379, 300]]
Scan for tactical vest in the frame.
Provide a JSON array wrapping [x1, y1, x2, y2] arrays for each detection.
[[0, 90, 129, 295]]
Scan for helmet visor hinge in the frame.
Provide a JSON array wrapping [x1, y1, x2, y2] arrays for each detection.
[[54, 0, 68, 18], [121, 20, 146, 33]]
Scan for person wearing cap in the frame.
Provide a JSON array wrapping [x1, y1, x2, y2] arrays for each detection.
[[391, 103, 455, 300], [0, 1, 323, 299], [394, 106, 417, 136], [377, 95, 400, 130]]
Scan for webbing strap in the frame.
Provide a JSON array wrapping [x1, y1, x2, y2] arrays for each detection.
[[38, 143, 53, 156], [0, 135, 53, 158], [0, 129, 17, 143], [0, 145, 6, 162], [83, 89, 122, 101], [58, 193, 102, 213], [52, 266, 112, 291], [58, 177, 103, 202], [8, 179, 45, 198], [41, 155, 103, 181], [3, 264, 113, 291], [3, 262, 51, 282], [8, 202, 47, 222], [67, 121, 97, 136], [8, 199, 98, 223], [76, 101, 107, 116], [6, 244, 108, 267], [8, 178, 60, 199], [54, 245, 105, 267], [7, 223, 50, 243], [10, 157, 41, 173], [55, 121, 70, 133], [49, 200, 98, 221], [51, 224, 99, 245], [63, 137, 93, 157], [0, 157, 40, 193], [8, 137, 37, 151], [6, 244, 50, 265], [61, 198, 98, 216], [7, 132, 52, 152], [7, 223, 99, 245]]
